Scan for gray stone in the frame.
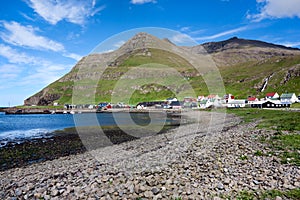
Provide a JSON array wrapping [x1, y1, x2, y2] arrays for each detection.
[[151, 187, 159, 195], [224, 178, 231, 185], [51, 189, 59, 197], [144, 190, 153, 198], [213, 197, 222, 200], [153, 193, 162, 200], [15, 189, 22, 196], [217, 183, 224, 190]]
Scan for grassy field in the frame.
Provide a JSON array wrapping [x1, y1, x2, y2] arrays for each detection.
[[16, 105, 65, 109], [228, 108, 300, 166], [220, 55, 300, 99], [227, 108, 300, 131], [235, 188, 300, 200], [291, 103, 300, 108], [225, 108, 300, 199]]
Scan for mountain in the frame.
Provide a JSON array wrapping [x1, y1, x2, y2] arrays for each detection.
[[24, 33, 300, 106], [202, 37, 299, 54]]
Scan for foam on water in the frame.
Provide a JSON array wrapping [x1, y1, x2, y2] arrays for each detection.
[[0, 128, 53, 147]]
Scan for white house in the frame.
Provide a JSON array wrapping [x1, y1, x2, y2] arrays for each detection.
[[227, 100, 246, 108], [280, 93, 298, 103], [247, 97, 258, 105], [166, 97, 178, 104], [199, 100, 212, 109], [266, 92, 279, 99]]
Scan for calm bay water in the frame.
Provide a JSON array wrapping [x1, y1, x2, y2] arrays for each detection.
[[0, 112, 179, 146]]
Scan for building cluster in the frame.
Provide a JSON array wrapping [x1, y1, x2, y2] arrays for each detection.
[[60, 92, 299, 111], [134, 92, 299, 110], [198, 92, 299, 109]]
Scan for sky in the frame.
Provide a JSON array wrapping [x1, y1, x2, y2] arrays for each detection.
[[0, 0, 300, 106]]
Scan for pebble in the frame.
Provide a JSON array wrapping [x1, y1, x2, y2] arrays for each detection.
[[151, 187, 159, 195], [144, 190, 153, 198]]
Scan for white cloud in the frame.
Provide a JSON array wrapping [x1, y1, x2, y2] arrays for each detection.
[[0, 21, 82, 61], [249, 0, 300, 21], [20, 71, 62, 86], [113, 40, 126, 48], [0, 44, 69, 82], [130, 0, 156, 5], [1, 21, 64, 52], [0, 44, 41, 65], [170, 33, 194, 45], [280, 41, 300, 48], [26, 0, 105, 25], [0, 64, 22, 79], [180, 26, 191, 32], [195, 26, 250, 41], [63, 53, 82, 61]]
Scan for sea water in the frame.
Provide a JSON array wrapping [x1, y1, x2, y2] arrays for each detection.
[[0, 112, 179, 147]]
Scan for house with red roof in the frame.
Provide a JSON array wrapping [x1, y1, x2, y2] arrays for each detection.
[[265, 92, 279, 99], [207, 94, 220, 100], [247, 96, 258, 105]]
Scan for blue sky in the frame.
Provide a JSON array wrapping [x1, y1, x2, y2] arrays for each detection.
[[0, 0, 300, 106]]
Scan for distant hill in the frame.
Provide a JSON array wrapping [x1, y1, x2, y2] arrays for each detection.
[[202, 37, 299, 54], [24, 33, 300, 106]]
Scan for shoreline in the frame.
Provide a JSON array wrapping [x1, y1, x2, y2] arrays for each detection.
[[0, 123, 180, 171], [1, 107, 185, 115]]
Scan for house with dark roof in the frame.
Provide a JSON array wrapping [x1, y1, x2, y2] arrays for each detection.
[[250, 100, 290, 108]]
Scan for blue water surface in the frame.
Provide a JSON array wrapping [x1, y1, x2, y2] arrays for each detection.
[[0, 112, 176, 146]]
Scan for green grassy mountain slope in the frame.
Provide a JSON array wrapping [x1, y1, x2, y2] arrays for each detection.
[[24, 33, 300, 106]]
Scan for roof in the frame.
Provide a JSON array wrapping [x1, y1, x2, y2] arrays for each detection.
[[266, 92, 276, 97], [263, 100, 291, 105], [200, 100, 208, 104], [248, 97, 257, 101], [228, 100, 246, 104], [207, 94, 217, 99], [280, 93, 295, 98]]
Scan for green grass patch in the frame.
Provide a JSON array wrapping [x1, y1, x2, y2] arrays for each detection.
[[239, 155, 248, 160], [254, 150, 264, 156], [234, 188, 300, 200], [291, 103, 300, 108], [236, 191, 255, 200], [16, 105, 64, 109], [227, 108, 300, 131], [228, 108, 300, 166], [268, 134, 300, 165]]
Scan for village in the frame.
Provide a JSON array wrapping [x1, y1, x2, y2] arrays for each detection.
[[3, 92, 298, 115], [62, 92, 300, 112]]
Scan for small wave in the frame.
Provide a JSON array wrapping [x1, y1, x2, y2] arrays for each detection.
[[0, 128, 54, 147]]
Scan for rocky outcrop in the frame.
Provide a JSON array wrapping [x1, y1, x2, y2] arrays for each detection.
[[24, 89, 61, 106], [281, 64, 300, 84]]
